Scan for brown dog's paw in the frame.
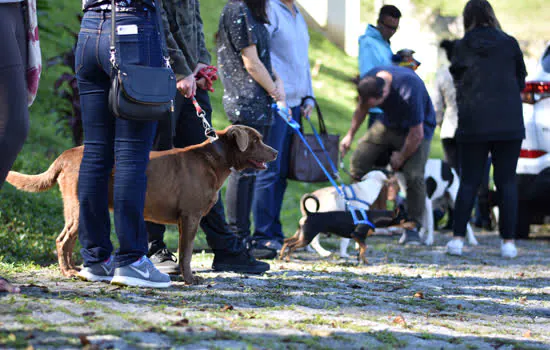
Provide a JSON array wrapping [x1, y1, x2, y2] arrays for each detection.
[[61, 268, 80, 278], [183, 274, 203, 286]]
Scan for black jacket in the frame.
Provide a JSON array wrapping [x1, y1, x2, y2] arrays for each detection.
[[82, 0, 155, 11], [450, 27, 527, 142]]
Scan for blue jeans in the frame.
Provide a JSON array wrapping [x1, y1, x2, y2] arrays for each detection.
[[225, 123, 270, 238], [76, 10, 162, 267], [252, 106, 301, 243]]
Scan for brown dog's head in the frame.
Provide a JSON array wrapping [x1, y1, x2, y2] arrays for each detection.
[[221, 125, 278, 171]]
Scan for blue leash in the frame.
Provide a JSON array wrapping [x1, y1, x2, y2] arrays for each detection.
[[274, 104, 374, 228]]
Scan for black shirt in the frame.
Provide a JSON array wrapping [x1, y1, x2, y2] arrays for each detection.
[[216, 0, 273, 126]]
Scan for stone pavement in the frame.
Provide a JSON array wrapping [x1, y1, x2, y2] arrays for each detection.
[[1, 229, 549, 349]]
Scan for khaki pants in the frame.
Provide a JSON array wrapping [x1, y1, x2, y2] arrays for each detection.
[[350, 121, 431, 226]]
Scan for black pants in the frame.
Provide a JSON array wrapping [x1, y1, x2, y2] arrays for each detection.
[[453, 140, 522, 240], [146, 88, 243, 255], [441, 137, 458, 170], [0, 3, 29, 189]]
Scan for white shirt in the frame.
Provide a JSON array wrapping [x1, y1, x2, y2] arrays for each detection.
[[433, 66, 458, 139]]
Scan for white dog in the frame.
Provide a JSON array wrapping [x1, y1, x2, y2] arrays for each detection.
[[309, 159, 478, 258]]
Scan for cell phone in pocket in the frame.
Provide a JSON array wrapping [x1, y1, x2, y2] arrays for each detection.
[[117, 24, 139, 35]]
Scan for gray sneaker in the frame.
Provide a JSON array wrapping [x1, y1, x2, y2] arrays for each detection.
[[78, 257, 114, 282], [111, 256, 171, 288], [399, 229, 422, 245]]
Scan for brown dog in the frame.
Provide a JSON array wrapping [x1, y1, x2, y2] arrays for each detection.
[[6, 125, 277, 284]]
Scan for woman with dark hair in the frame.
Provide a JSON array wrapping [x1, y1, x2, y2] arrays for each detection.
[[217, 0, 286, 257], [447, 0, 527, 258]]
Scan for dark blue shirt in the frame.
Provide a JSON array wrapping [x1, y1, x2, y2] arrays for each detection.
[[367, 66, 436, 140], [217, 0, 273, 126]]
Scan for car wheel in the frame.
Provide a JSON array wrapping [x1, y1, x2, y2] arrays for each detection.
[[516, 200, 531, 239]]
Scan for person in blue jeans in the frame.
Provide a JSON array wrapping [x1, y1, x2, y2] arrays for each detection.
[[251, 0, 314, 254], [75, 0, 171, 288], [217, 0, 286, 259]]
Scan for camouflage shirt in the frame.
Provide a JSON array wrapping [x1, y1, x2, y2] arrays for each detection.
[[160, 0, 211, 77]]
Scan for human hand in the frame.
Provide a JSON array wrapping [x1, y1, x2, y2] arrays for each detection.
[[177, 74, 197, 98], [339, 133, 353, 157], [196, 77, 208, 91], [270, 86, 285, 103], [301, 104, 313, 118], [390, 151, 405, 170]]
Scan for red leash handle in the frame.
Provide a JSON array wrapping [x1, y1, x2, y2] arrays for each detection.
[[195, 65, 218, 93]]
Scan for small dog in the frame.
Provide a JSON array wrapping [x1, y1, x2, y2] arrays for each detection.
[[6, 125, 277, 284], [310, 159, 479, 257], [280, 194, 411, 263], [297, 170, 389, 257]]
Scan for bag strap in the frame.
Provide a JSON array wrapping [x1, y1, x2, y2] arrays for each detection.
[[109, 0, 171, 68], [300, 96, 327, 134]]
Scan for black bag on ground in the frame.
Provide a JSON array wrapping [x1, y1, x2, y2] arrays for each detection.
[[288, 96, 339, 183], [108, 0, 176, 122]]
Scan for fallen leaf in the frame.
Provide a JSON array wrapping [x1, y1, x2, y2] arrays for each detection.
[[523, 330, 532, 338], [349, 284, 362, 289], [199, 308, 206, 312], [457, 304, 463, 310], [517, 272, 525, 278], [82, 312, 96, 317], [25, 333, 34, 340], [393, 315, 407, 327], [221, 304, 234, 312], [79, 335, 90, 346], [181, 300, 188, 305], [519, 297, 527, 304], [279, 265, 286, 270], [172, 319, 189, 327], [206, 284, 213, 289], [26, 345, 34, 350], [414, 291, 424, 299]]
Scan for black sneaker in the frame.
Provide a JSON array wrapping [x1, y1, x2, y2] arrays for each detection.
[[148, 248, 180, 275], [248, 239, 277, 260], [398, 229, 422, 245], [212, 249, 270, 274]]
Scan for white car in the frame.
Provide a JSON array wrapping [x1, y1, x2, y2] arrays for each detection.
[[516, 44, 550, 238]]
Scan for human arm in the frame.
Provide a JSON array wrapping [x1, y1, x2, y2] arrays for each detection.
[[241, 45, 284, 102], [339, 98, 370, 156], [513, 38, 527, 91], [160, 1, 195, 97]]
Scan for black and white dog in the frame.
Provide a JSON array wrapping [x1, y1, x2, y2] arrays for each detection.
[[310, 159, 479, 257]]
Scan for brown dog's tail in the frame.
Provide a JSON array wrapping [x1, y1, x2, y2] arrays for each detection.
[[6, 154, 65, 193]]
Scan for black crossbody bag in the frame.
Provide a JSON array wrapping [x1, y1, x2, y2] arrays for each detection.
[[108, 0, 177, 121]]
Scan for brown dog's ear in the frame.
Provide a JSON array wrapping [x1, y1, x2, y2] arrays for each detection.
[[229, 126, 249, 152]]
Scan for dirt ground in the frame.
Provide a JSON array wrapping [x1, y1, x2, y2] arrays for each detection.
[[1, 228, 549, 349]]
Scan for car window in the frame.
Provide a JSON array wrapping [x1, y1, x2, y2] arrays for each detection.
[[543, 46, 550, 72]]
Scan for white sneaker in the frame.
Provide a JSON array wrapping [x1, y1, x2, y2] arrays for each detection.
[[446, 239, 464, 256], [501, 241, 518, 258]]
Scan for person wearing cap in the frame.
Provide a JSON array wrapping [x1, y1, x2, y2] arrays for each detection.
[[340, 65, 436, 245], [357, 4, 402, 129]]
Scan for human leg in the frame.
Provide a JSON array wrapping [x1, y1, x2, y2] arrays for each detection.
[[0, 3, 29, 190], [253, 105, 300, 247], [447, 141, 489, 255]]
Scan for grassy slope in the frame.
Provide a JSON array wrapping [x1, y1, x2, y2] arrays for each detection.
[[1, 0, 444, 264]]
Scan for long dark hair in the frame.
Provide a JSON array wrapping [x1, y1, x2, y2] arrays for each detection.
[[463, 0, 501, 32], [240, 0, 269, 24]]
